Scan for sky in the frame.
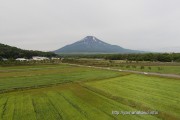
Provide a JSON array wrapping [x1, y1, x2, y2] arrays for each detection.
[[0, 0, 180, 52]]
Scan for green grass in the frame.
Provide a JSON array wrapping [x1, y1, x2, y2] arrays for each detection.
[[0, 64, 179, 120], [85, 74, 180, 120], [114, 65, 180, 74], [63, 59, 180, 74], [0, 64, 122, 91], [0, 84, 160, 120]]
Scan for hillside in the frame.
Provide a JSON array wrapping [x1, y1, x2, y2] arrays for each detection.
[[54, 36, 142, 54], [0, 43, 57, 59]]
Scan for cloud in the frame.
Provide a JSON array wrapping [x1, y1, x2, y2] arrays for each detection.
[[0, 0, 180, 51]]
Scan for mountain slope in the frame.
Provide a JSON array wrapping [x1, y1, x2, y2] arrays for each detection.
[[0, 43, 57, 59], [54, 36, 141, 54]]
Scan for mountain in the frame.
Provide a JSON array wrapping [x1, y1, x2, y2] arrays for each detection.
[[0, 43, 57, 59], [54, 36, 142, 54]]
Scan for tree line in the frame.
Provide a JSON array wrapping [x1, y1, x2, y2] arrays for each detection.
[[0, 43, 57, 60], [104, 53, 180, 62], [60, 53, 180, 62]]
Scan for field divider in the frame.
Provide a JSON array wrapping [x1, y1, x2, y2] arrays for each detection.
[[0, 81, 73, 94], [1, 97, 8, 119]]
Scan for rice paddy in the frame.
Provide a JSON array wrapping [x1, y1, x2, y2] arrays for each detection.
[[0, 64, 179, 120]]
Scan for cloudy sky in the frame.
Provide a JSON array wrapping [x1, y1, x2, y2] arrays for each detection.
[[0, 0, 180, 52]]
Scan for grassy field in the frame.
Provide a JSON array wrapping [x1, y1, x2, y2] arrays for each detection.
[[0, 64, 121, 92], [0, 84, 161, 120], [114, 65, 180, 74], [0, 64, 179, 120], [85, 74, 180, 119], [63, 59, 180, 74]]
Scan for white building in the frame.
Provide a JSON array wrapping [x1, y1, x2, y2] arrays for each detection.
[[16, 58, 27, 61], [2, 58, 8, 61], [32, 56, 49, 61], [51, 57, 60, 60]]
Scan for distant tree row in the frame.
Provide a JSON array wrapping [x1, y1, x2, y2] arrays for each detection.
[[60, 53, 180, 62], [104, 53, 180, 62], [0, 43, 57, 60]]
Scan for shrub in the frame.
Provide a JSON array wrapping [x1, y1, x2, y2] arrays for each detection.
[[140, 66, 145, 69]]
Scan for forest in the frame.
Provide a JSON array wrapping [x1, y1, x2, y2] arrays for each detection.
[[0, 43, 57, 59]]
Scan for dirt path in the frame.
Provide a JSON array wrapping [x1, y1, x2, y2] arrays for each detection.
[[66, 63, 180, 79]]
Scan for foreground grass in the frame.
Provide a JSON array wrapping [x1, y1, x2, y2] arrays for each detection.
[[85, 74, 180, 120], [0, 84, 160, 120], [0, 64, 179, 120]]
